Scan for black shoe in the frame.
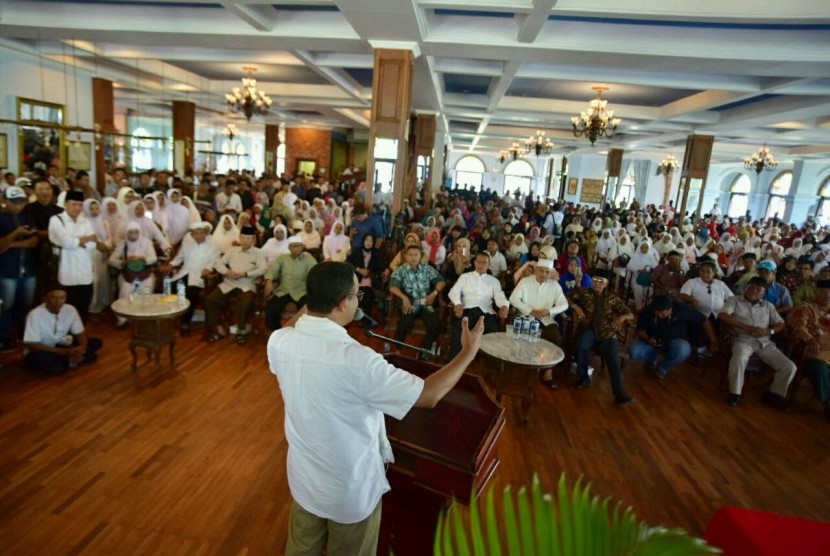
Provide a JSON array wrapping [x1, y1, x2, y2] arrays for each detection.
[[763, 392, 791, 412], [614, 395, 636, 407], [728, 394, 741, 407], [575, 377, 591, 389], [541, 378, 559, 390]]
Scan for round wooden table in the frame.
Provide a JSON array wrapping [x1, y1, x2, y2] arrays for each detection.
[[112, 294, 190, 372], [479, 332, 564, 422]]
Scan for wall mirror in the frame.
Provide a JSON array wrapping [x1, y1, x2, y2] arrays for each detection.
[[17, 97, 65, 173]]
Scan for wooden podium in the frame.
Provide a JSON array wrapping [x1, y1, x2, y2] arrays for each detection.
[[378, 355, 505, 555]]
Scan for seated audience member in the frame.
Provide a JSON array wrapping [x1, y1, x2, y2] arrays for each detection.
[[389, 245, 446, 355], [299, 219, 322, 255], [725, 252, 757, 291], [205, 226, 268, 344], [349, 233, 384, 315], [787, 279, 830, 419], [23, 284, 102, 374], [794, 266, 830, 306], [421, 229, 446, 268], [389, 232, 425, 272], [265, 235, 317, 331], [322, 220, 350, 262], [790, 257, 815, 306], [567, 276, 636, 406], [519, 241, 541, 265], [650, 250, 686, 296], [261, 224, 289, 266], [109, 222, 157, 326], [164, 221, 220, 335], [717, 277, 796, 409], [558, 256, 593, 294], [680, 258, 734, 321], [628, 239, 660, 310], [756, 259, 794, 315], [629, 295, 717, 379], [485, 239, 508, 282], [506, 233, 528, 263], [448, 252, 509, 359], [510, 258, 569, 388], [555, 239, 587, 275]]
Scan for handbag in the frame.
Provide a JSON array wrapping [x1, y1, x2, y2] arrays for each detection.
[[635, 265, 652, 288], [120, 242, 153, 282]]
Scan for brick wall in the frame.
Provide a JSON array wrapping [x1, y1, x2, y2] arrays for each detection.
[[284, 128, 331, 179]]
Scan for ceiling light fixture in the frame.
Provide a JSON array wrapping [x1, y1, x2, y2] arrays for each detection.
[[744, 144, 778, 174], [507, 142, 525, 161], [657, 154, 679, 176], [525, 130, 554, 156], [224, 123, 238, 141], [571, 86, 621, 146], [225, 66, 272, 121]]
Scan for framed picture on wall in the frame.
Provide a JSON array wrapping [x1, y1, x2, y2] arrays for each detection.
[[297, 159, 316, 176], [0, 133, 7, 169], [567, 177, 578, 195], [66, 142, 92, 171]]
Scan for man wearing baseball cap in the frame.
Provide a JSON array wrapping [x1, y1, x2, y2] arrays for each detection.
[[0, 186, 39, 351], [756, 259, 793, 315]]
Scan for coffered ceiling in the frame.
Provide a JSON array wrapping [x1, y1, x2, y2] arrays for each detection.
[[1, 0, 829, 163]]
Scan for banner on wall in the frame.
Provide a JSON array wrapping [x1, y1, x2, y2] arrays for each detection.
[[580, 178, 604, 204]]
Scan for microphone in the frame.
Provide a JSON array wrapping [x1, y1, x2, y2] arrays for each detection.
[[353, 307, 379, 329]]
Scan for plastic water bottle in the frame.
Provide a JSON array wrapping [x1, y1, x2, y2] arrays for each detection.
[[130, 279, 141, 303], [521, 317, 532, 340], [512, 316, 523, 338], [177, 280, 186, 305], [529, 319, 541, 343], [163, 274, 172, 296]]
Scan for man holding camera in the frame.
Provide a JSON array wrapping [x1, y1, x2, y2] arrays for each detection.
[[0, 186, 39, 351]]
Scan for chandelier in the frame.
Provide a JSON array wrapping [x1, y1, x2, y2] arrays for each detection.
[[498, 150, 509, 164], [571, 86, 622, 146], [225, 66, 272, 121], [507, 142, 525, 161], [657, 154, 679, 176], [525, 130, 554, 156], [224, 123, 238, 141], [744, 144, 778, 174]]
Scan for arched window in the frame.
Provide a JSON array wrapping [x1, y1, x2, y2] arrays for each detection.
[[727, 174, 751, 218], [130, 127, 152, 171], [766, 170, 792, 219], [454, 155, 485, 191], [503, 159, 534, 196], [817, 175, 830, 226], [276, 143, 286, 177]]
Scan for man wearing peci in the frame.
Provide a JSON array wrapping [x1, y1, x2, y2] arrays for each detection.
[[267, 261, 484, 555]]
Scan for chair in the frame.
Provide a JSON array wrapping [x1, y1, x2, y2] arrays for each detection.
[[717, 324, 775, 390]]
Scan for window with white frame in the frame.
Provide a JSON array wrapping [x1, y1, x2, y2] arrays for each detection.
[[817, 175, 830, 226], [276, 143, 286, 177], [130, 127, 152, 171], [615, 171, 635, 206], [727, 174, 751, 218], [454, 155, 485, 191], [503, 159, 534, 196], [766, 170, 792, 219]]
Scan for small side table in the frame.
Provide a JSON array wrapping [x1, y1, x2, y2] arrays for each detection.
[[479, 332, 564, 422], [111, 295, 190, 372]]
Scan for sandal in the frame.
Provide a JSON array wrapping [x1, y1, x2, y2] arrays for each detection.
[[206, 333, 223, 344]]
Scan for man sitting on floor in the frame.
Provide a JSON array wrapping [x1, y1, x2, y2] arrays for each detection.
[[389, 245, 446, 356], [628, 295, 718, 379], [718, 276, 796, 410], [265, 235, 317, 331], [447, 251, 509, 359], [205, 226, 267, 344], [23, 284, 101, 374]]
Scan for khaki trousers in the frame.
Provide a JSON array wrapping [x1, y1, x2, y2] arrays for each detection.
[[285, 500, 382, 556], [728, 339, 796, 396]]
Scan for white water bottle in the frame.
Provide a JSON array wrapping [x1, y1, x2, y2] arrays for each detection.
[[177, 280, 186, 305], [163, 274, 172, 296], [130, 279, 141, 303]]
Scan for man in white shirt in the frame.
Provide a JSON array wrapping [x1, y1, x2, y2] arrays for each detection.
[[23, 284, 101, 374], [448, 252, 509, 358], [509, 258, 569, 388], [267, 261, 484, 556], [485, 239, 508, 282], [48, 190, 98, 322], [214, 180, 242, 217], [163, 221, 219, 335], [680, 259, 733, 321], [204, 226, 267, 344]]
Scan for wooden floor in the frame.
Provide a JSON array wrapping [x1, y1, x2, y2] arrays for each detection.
[[1, 316, 829, 555]]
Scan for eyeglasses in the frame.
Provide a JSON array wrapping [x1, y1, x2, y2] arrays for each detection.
[[348, 290, 365, 301]]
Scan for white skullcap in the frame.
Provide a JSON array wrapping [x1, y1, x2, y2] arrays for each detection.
[[288, 235, 304, 246], [537, 259, 554, 270]]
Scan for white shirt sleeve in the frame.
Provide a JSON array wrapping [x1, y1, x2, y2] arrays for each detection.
[[357, 347, 424, 420]]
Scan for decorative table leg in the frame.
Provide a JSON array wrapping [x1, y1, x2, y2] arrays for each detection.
[[129, 341, 138, 371]]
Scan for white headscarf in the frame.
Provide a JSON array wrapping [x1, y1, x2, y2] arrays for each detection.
[[323, 220, 350, 262], [597, 229, 617, 255], [212, 214, 239, 254], [164, 188, 191, 246], [629, 238, 659, 272], [82, 198, 109, 243], [299, 218, 322, 250], [261, 224, 289, 265], [115, 187, 137, 217], [101, 196, 125, 244]]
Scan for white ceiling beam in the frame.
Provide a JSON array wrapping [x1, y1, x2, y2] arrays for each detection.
[[291, 50, 367, 103], [486, 60, 520, 113], [516, 0, 559, 44], [221, 2, 275, 32]]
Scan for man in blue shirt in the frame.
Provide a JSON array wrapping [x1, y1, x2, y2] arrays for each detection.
[[350, 203, 385, 252], [756, 259, 793, 316], [0, 186, 39, 351]]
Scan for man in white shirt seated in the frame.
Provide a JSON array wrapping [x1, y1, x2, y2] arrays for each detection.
[[509, 258, 569, 388], [485, 239, 508, 283], [447, 252, 509, 358], [204, 226, 267, 345], [23, 284, 101, 374], [679, 258, 734, 349], [214, 179, 243, 218], [267, 261, 484, 556]]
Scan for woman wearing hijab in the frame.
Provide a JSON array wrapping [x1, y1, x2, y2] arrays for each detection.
[[164, 189, 191, 246], [261, 224, 289, 266], [83, 198, 113, 315], [350, 233, 385, 315], [322, 221, 350, 262], [595, 228, 617, 270], [506, 233, 528, 263], [180, 196, 202, 226], [655, 232, 675, 259], [102, 196, 126, 245], [628, 238, 660, 309], [126, 200, 171, 254], [150, 191, 170, 237], [212, 214, 240, 255], [610, 232, 634, 294], [540, 235, 558, 261], [115, 187, 138, 217], [109, 221, 158, 325], [422, 229, 446, 267], [299, 218, 322, 256]]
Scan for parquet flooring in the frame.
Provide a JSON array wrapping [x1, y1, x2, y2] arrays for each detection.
[[1, 317, 829, 555]]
